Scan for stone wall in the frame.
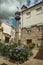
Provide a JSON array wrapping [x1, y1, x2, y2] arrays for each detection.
[[21, 26, 43, 47]]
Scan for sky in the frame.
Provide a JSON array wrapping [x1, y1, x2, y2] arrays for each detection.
[[0, 0, 42, 26], [0, 0, 27, 19]]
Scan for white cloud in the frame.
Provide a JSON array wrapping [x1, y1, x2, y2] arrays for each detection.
[[0, 0, 21, 19], [31, 0, 35, 5], [0, 0, 42, 19], [1, 0, 20, 12]]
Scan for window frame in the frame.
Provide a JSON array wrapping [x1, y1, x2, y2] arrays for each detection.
[[36, 7, 42, 15], [38, 25, 43, 31], [26, 12, 31, 18]]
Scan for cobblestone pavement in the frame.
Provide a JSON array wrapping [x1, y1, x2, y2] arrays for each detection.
[[0, 48, 43, 65]]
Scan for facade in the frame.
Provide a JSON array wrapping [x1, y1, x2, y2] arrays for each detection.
[[20, 1, 43, 47], [0, 20, 15, 44], [0, 1, 43, 46]]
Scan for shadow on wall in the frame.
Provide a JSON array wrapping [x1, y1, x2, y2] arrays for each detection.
[[34, 32, 43, 60]]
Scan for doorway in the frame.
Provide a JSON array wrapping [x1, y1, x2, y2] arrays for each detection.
[[5, 37, 9, 43]]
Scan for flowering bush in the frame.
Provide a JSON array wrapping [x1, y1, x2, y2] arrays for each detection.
[[9, 45, 30, 62], [16, 46, 24, 52], [0, 43, 32, 63]]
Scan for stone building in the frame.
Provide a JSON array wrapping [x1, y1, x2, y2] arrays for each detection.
[[20, 1, 43, 47], [0, 1, 43, 47], [0, 11, 21, 44], [0, 20, 15, 44]]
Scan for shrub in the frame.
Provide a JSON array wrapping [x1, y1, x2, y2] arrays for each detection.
[[11, 43, 18, 48], [2, 45, 10, 56], [0, 43, 32, 63], [0, 43, 3, 51], [29, 43, 35, 49], [0, 43, 4, 55], [9, 45, 29, 62]]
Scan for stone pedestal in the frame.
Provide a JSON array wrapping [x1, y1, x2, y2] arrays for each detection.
[[15, 11, 21, 43]]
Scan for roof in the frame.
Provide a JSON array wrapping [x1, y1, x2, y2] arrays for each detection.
[[21, 1, 43, 12], [21, 5, 27, 9]]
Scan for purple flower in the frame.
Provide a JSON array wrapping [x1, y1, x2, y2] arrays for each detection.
[[16, 46, 24, 51]]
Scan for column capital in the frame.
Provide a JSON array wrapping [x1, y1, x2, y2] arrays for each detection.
[[15, 11, 21, 20]]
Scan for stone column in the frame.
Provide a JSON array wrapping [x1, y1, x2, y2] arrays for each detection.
[[15, 11, 21, 43]]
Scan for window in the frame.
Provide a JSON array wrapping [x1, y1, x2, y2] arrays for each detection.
[[27, 39, 32, 44], [38, 39, 43, 46], [26, 28, 31, 33], [26, 12, 31, 18], [5, 37, 9, 43], [38, 25, 43, 31], [36, 7, 42, 14]]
